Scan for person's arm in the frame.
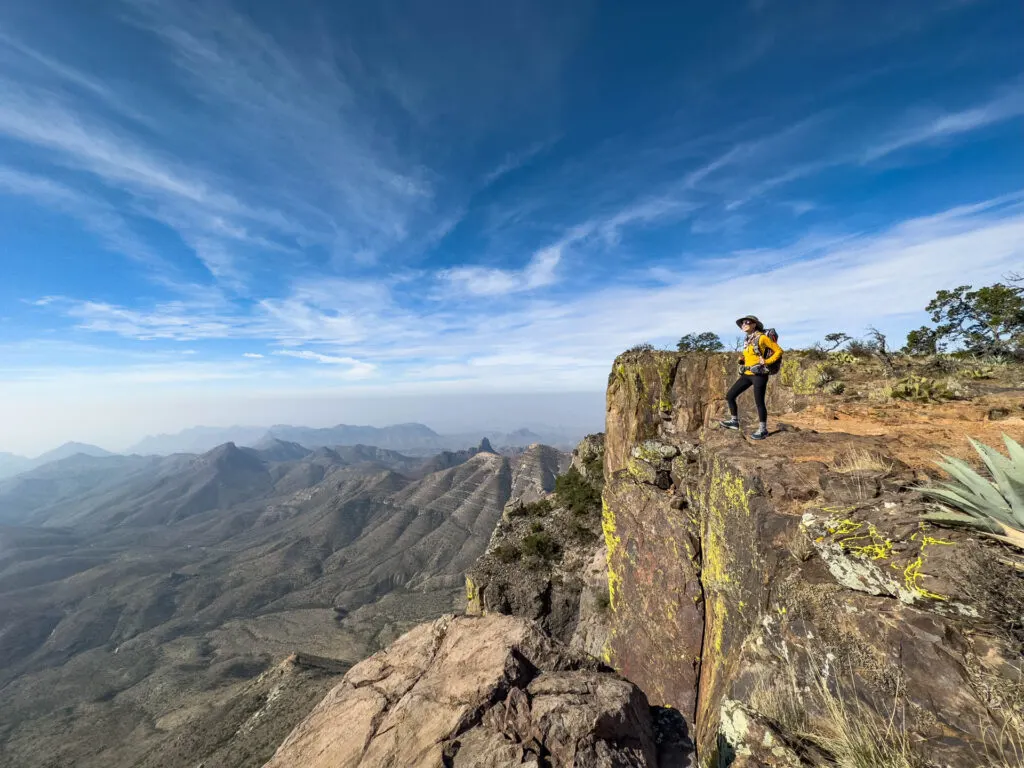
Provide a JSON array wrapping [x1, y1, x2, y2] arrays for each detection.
[[759, 335, 782, 365]]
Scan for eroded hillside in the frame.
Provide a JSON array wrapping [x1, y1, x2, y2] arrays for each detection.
[[0, 440, 569, 768]]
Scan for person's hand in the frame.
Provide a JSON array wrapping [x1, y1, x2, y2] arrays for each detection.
[[751, 363, 769, 375]]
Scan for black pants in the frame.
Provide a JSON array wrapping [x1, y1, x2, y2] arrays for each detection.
[[726, 374, 768, 423]]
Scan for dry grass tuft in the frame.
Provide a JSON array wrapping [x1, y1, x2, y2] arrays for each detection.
[[832, 448, 894, 475], [748, 654, 926, 768]]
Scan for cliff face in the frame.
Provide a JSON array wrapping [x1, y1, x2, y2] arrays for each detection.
[[602, 350, 1024, 765], [267, 351, 1023, 767], [465, 438, 605, 649]]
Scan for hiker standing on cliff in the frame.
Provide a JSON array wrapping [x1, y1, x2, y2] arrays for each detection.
[[719, 315, 783, 440]]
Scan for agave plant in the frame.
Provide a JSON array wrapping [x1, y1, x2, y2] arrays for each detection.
[[920, 435, 1024, 549]]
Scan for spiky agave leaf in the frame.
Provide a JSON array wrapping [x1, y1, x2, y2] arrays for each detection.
[[920, 508, 994, 531], [933, 454, 1011, 523], [918, 482, 988, 517], [969, 437, 1024, 526], [920, 434, 1024, 550], [1002, 434, 1024, 476]]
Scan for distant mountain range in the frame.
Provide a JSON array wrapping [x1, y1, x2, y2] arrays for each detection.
[[126, 422, 576, 457], [0, 424, 583, 484], [0, 442, 113, 480], [0, 438, 571, 767]]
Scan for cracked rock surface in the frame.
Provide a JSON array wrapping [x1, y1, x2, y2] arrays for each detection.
[[263, 614, 658, 767]]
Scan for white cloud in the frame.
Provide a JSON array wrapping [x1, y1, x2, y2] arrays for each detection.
[[440, 240, 571, 297], [273, 350, 376, 378], [242, 352, 264, 358], [863, 87, 1024, 162]]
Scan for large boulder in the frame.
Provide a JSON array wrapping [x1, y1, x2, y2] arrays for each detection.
[[263, 614, 659, 768]]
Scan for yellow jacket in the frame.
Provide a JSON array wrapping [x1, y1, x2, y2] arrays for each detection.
[[741, 334, 782, 374]]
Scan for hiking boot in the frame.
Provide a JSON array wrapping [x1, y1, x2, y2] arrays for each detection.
[[749, 427, 769, 440], [719, 417, 740, 430]]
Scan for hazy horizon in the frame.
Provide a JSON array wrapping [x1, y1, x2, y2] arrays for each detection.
[[0, 390, 606, 456]]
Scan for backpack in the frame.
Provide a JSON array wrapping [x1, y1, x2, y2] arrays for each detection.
[[758, 329, 783, 375]]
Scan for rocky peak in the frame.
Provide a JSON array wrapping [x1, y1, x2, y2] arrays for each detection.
[[476, 436, 496, 454], [509, 442, 572, 504]]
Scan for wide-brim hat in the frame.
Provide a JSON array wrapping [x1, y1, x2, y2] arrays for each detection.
[[735, 315, 763, 330]]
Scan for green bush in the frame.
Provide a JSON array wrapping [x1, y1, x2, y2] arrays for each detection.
[[801, 345, 830, 361], [825, 381, 846, 395], [520, 498, 553, 517], [554, 467, 602, 516], [493, 542, 520, 563], [531, 521, 544, 533], [676, 332, 724, 353], [521, 531, 560, 560], [920, 435, 1024, 550], [845, 340, 875, 359], [625, 342, 655, 353]]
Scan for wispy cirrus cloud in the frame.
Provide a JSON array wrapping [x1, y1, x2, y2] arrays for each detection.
[[862, 85, 1024, 162], [36, 192, 1024, 386], [273, 349, 376, 378]]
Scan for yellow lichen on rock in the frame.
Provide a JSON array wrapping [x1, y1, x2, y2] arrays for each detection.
[[825, 518, 893, 561], [602, 497, 623, 610], [465, 575, 482, 615], [902, 531, 953, 602]]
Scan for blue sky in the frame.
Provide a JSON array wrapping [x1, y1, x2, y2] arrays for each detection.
[[0, 0, 1022, 453]]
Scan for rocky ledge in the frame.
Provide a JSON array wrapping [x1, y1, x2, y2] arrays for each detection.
[[263, 613, 686, 767]]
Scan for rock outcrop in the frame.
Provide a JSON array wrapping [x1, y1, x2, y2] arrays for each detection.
[[601, 350, 1024, 765], [263, 614, 660, 767], [465, 439, 607, 650]]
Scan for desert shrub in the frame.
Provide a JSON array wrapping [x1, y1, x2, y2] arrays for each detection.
[[845, 339, 875, 358], [554, 466, 602, 516], [801, 344, 830, 361], [887, 375, 954, 403], [521, 531, 560, 560], [923, 354, 959, 374], [920, 434, 1024, 550], [493, 542, 520, 563], [624, 342, 655, 353], [825, 381, 847, 395], [531, 521, 544, 533], [520, 498, 553, 517], [676, 332, 724, 352]]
